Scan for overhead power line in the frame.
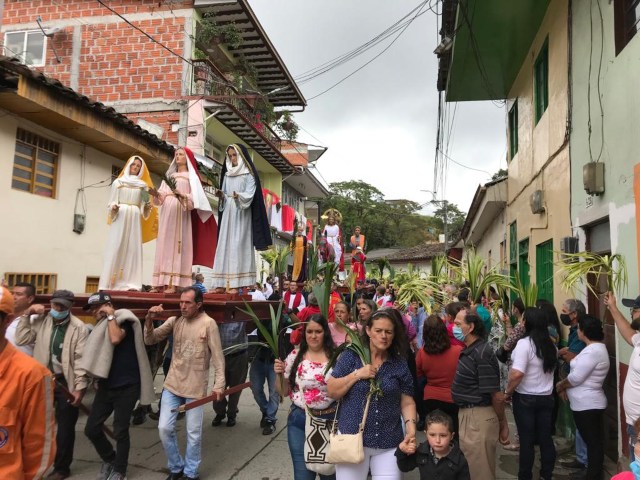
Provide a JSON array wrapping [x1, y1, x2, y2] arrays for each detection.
[[306, 0, 430, 101]]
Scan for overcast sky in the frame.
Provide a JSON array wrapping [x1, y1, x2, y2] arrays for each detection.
[[249, 0, 507, 215]]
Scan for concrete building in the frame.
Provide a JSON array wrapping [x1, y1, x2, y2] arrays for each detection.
[[0, 57, 174, 293], [569, 0, 640, 465], [459, 177, 508, 273]]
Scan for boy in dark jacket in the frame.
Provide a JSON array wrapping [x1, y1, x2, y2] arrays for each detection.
[[396, 410, 470, 480]]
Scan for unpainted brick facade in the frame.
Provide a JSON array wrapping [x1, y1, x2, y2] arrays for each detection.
[[2, 0, 195, 145]]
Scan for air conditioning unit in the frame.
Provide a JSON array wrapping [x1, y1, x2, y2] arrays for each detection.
[[583, 162, 605, 196], [560, 236, 579, 255], [530, 189, 545, 214]]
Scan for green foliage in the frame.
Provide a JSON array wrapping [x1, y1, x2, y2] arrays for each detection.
[[275, 111, 299, 142], [313, 262, 338, 320], [430, 255, 451, 284], [431, 200, 466, 243], [197, 16, 244, 50], [238, 301, 284, 359], [491, 168, 508, 181], [320, 180, 461, 251], [193, 47, 207, 60], [509, 274, 539, 308], [260, 245, 290, 280], [453, 249, 510, 304], [556, 251, 628, 296], [197, 163, 219, 189]]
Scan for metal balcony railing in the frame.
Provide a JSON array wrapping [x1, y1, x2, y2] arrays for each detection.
[[191, 58, 282, 150]]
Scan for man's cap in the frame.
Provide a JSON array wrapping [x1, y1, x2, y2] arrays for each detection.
[[83, 291, 112, 310], [622, 295, 640, 309], [51, 289, 75, 309], [0, 286, 14, 315]]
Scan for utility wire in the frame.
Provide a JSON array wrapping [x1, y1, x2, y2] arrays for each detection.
[[307, 0, 429, 101]]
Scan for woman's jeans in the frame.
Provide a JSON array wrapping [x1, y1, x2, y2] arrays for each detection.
[[288, 405, 336, 480], [513, 392, 556, 480], [573, 408, 605, 480]]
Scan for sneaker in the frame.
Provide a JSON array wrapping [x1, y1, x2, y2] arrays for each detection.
[[259, 414, 268, 428], [211, 413, 225, 426], [107, 473, 127, 480], [262, 421, 276, 435], [96, 463, 114, 480], [131, 407, 146, 425], [147, 409, 160, 421], [164, 471, 183, 480]]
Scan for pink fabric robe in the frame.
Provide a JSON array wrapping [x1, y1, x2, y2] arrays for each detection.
[[152, 172, 194, 288]]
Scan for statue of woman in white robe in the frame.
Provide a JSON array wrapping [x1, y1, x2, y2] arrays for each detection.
[[98, 155, 156, 291], [211, 145, 257, 293]]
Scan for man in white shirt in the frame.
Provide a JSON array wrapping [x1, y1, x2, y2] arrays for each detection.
[[249, 283, 266, 301], [6, 282, 36, 356]]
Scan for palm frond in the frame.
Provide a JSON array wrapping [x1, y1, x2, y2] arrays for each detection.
[[313, 262, 338, 319], [237, 300, 284, 359], [555, 251, 628, 296], [161, 173, 178, 192], [396, 277, 438, 309], [509, 274, 539, 308], [453, 249, 510, 303]]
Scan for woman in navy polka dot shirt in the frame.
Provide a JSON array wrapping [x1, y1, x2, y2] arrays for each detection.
[[327, 309, 417, 480]]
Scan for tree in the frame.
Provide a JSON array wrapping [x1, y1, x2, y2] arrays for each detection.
[[320, 180, 434, 251], [431, 200, 466, 242], [491, 168, 508, 181]]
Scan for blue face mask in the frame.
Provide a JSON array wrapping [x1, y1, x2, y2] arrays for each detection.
[[631, 459, 640, 478], [452, 326, 465, 342], [50, 309, 69, 321]]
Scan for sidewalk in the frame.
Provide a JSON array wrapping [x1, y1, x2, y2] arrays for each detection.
[[66, 376, 619, 479]]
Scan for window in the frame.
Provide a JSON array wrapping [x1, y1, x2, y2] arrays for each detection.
[[85, 276, 100, 294], [536, 239, 554, 302], [534, 40, 549, 124], [5, 273, 57, 294], [12, 128, 60, 198], [508, 101, 518, 159], [614, 0, 640, 54], [4, 31, 46, 66]]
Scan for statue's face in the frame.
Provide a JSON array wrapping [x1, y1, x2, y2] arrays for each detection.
[[355, 227, 360, 235], [129, 159, 142, 176], [227, 147, 238, 166], [298, 223, 305, 234], [328, 216, 335, 225], [175, 149, 187, 166]]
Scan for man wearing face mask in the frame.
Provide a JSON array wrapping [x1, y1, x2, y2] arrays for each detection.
[[557, 298, 588, 474], [15, 289, 89, 480]]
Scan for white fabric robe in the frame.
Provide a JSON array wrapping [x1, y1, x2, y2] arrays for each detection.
[[211, 173, 257, 289], [323, 224, 342, 266], [98, 179, 150, 290]]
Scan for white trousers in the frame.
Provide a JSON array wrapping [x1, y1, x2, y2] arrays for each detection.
[[335, 447, 401, 480]]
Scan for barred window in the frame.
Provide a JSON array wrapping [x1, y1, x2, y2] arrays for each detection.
[[12, 128, 60, 198], [5, 272, 57, 295]]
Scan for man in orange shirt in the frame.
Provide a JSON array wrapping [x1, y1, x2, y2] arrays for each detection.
[[0, 285, 56, 480]]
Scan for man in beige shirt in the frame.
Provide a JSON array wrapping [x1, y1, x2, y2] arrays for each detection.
[[145, 287, 225, 480]]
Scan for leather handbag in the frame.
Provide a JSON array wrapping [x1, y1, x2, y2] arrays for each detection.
[[327, 390, 372, 464]]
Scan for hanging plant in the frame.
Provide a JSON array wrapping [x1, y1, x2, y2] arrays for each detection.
[[276, 110, 299, 142], [555, 251, 628, 296], [196, 17, 244, 50]]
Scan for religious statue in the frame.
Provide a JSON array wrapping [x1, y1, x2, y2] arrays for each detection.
[[351, 246, 367, 283], [291, 220, 308, 284], [349, 226, 366, 254], [211, 144, 271, 293], [98, 155, 156, 291], [321, 209, 343, 271], [150, 147, 217, 293]]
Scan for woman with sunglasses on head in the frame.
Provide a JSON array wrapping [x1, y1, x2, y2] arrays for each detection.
[[327, 310, 416, 480]]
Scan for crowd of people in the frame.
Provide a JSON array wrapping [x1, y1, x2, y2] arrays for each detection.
[[6, 274, 640, 480]]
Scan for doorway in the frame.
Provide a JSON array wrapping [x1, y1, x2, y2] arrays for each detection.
[[585, 220, 618, 462]]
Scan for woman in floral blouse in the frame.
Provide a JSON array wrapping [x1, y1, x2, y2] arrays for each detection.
[[274, 314, 336, 480]]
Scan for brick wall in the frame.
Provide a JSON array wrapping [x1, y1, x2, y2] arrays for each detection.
[[2, 0, 192, 139], [126, 110, 181, 146]]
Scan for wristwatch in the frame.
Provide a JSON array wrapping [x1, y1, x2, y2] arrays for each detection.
[[107, 314, 116, 322]]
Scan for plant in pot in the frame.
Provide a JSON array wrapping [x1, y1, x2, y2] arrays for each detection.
[[276, 110, 299, 142]]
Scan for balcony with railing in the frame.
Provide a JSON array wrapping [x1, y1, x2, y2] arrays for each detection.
[[191, 58, 283, 151]]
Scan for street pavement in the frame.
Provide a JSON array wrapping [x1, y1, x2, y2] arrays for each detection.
[[65, 374, 617, 480]]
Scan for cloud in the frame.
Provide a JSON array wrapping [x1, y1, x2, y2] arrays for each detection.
[[249, 0, 507, 213]]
